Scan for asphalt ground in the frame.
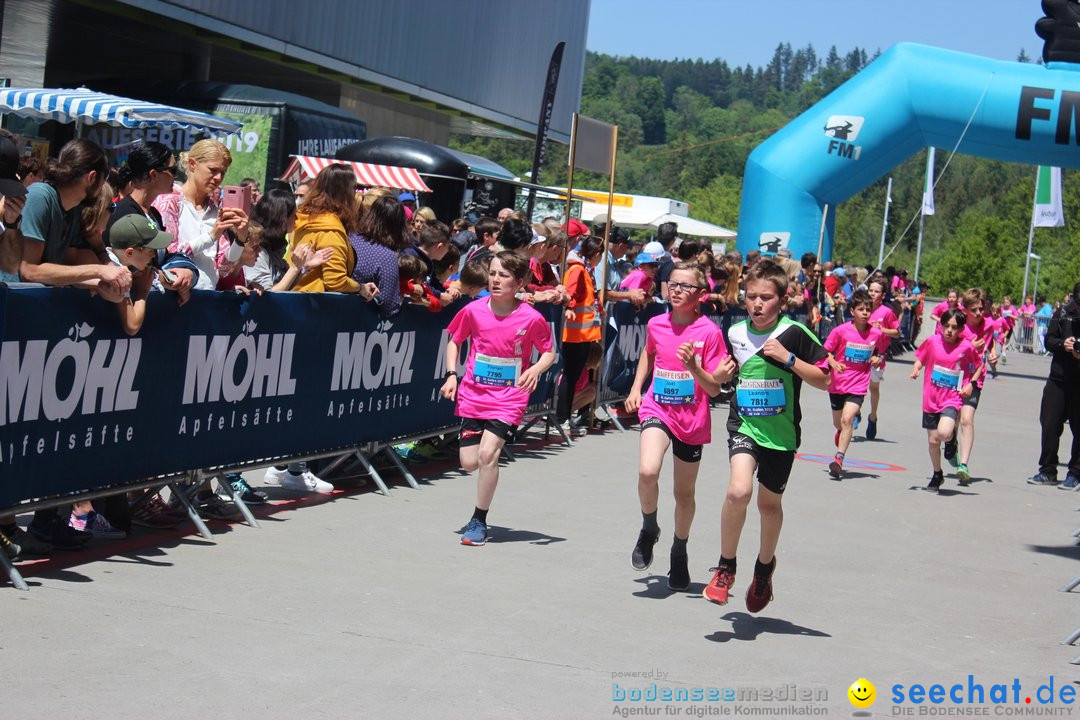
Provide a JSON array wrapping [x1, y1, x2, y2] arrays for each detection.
[[1, 344, 1077, 720]]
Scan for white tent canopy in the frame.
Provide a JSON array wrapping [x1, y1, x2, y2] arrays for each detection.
[[564, 189, 736, 239]]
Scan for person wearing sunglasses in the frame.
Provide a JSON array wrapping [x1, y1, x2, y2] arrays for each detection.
[[105, 141, 198, 303]]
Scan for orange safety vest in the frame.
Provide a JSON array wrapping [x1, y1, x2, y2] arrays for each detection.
[[562, 261, 602, 343]]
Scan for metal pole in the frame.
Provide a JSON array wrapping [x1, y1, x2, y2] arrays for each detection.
[[877, 177, 893, 269], [1022, 218, 1035, 304], [599, 125, 618, 307], [1033, 256, 1041, 301], [914, 211, 926, 282], [816, 204, 829, 261]]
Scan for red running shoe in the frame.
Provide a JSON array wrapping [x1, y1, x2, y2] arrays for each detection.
[[704, 566, 736, 605], [745, 561, 776, 613]]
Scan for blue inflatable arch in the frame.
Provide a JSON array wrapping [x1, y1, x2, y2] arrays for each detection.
[[737, 42, 1080, 260]]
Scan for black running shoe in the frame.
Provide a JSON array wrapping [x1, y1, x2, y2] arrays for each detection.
[[631, 528, 659, 571], [667, 552, 690, 591], [926, 470, 944, 493]]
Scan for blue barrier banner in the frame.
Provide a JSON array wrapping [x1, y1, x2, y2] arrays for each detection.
[[0, 287, 562, 508]]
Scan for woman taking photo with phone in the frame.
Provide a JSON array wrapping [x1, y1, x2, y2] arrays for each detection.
[[153, 138, 248, 290]]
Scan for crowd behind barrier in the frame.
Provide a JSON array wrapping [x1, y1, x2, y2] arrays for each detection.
[[0, 285, 564, 511]]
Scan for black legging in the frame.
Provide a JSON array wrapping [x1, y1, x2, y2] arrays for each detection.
[[558, 341, 593, 423], [1039, 379, 1080, 477]]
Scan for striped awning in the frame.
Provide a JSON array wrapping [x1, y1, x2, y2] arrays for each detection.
[[0, 87, 242, 134], [280, 155, 431, 193]]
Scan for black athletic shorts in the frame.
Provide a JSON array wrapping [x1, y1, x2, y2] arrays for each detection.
[[962, 384, 981, 409], [727, 432, 795, 495], [641, 416, 703, 463], [921, 407, 959, 430], [828, 392, 865, 412], [459, 417, 516, 447]]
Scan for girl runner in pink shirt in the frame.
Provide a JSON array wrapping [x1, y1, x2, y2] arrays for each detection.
[[865, 278, 900, 440], [625, 263, 735, 591], [440, 251, 557, 546], [931, 289, 961, 335], [910, 308, 980, 492], [823, 290, 885, 479]]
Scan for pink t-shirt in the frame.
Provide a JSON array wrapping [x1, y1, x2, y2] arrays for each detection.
[[638, 313, 727, 446], [824, 322, 885, 395], [620, 268, 654, 292], [447, 299, 553, 425], [915, 334, 980, 413], [1000, 306, 1018, 332], [1019, 303, 1037, 327], [869, 304, 899, 354], [961, 317, 998, 389]]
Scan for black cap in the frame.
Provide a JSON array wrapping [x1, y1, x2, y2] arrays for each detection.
[[0, 136, 27, 198]]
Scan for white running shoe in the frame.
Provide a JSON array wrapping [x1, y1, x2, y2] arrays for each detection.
[[281, 470, 334, 495], [263, 467, 288, 486]]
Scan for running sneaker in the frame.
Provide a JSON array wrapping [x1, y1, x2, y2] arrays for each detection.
[[1026, 472, 1059, 486], [6, 527, 52, 555], [926, 470, 945, 493], [704, 566, 736, 605], [631, 528, 659, 570], [668, 552, 690, 591], [1059, 474, 1080, 491], [0, 530, 20, 560], [263, 467, 288, 486], [956, 463, 971, 486], [131, 495, 184, 529], [745, 562, 776, 613], [944, 438, 959, 467], [460, 518, 488, 546], [28, 517, 91, 551], [280, 471, 335, 495], [195, 494, 242, 521], [828, 459, 843, 480], [853, 413, 861, 430], [865, 418, 877, 440], [220, 475, 268, 505], [70, 511, 127, 540]]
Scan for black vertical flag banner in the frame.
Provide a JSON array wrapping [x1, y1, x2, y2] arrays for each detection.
[[525, 41, 566, 219]]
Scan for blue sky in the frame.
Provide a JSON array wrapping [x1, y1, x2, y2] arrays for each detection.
[[586, 0, 1042, 67]]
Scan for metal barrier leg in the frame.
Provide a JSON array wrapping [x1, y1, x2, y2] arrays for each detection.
[[168, 479, 213, 540], [546, 413, 573, 447], [1072, 655, 1080, 666], [0, 549, 29, 591], [212, 474, 260, 529], [380, 447, 420, 490], [1062, 628, 1080, 646], [502, 445, 515, 462], [1060, 576, 1080, 592], [354, 450, 392, 497], [600, 403, 627, 433]]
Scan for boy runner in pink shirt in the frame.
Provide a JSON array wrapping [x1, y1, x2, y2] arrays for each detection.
[[910, 308, 981, 492], [625, 264, 735, 591], [865, 278, 900, 440], [942, 288, 994, 483], [823, 290, 885, 479], [440, 251, 557, 546]]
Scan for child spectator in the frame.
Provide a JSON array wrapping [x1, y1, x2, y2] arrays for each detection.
[[399, 252, 442, 311], [620, 252, 659, 295]]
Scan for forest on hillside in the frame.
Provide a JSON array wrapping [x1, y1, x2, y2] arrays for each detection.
[[450, 44, 1080, 303]]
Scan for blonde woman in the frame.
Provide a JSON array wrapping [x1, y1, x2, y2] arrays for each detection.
[[153, 139, 247, 290]]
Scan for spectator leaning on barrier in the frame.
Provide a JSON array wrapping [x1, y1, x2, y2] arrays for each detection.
[[1027, 283, 1080, 488], [0, 130, 28, 283], [351, 194, 410, 317], [291, 163, 374, 298], [654, 221, 678, 300], [18, 138, 131, 299], [105, 141, 198, 303], [596, 226, 646, 308], [153, 139, 248, 291], [405, 221, 460, 307], [462, 215, 500, 267]]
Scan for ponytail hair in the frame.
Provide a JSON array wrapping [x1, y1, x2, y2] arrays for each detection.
[[116, 141, 171, 187], [45, 139, 108, 188]]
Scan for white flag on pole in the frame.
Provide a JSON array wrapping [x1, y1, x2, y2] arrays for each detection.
[[1033, 165, 1065, 227], [922, 147, 935, 216]]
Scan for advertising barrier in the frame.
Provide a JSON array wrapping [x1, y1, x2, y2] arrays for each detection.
[[0, 287, 563, 510]]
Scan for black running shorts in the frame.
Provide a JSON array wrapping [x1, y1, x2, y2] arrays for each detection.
[[727, 432, 795, 495], [459, 417, 516, 447], [641, 416, 703, 463]]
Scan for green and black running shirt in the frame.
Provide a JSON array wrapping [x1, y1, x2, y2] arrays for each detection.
[[726, 316, 829, 451]]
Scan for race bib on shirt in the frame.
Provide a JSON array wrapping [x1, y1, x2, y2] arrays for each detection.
[[474, 353, 521, 387], [930, 365, 962, 391], [736, 379, 786, 417], [843, 342, 873, 365], [653, 368, 695, 405]]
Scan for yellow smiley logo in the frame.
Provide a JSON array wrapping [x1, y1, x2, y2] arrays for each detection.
[[848, 678, 876, 708]]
